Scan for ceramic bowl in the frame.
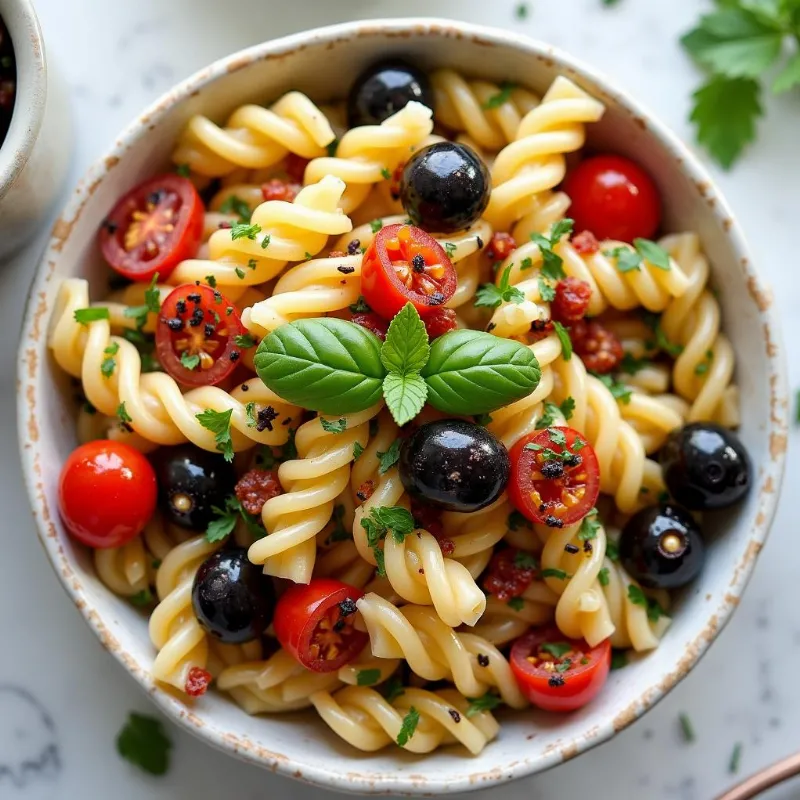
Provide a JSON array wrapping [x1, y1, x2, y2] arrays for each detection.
[[16, 18, 789, 796], [0, 0, 71, 258]]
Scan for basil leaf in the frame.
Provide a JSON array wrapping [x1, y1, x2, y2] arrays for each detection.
[[383, 372, 427, 426], [380, 303, 429, 375], [254, 318, 385, 414], [421, 330, 541, 415]]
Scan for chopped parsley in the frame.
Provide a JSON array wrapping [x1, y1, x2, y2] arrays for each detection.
[[381, 676, 405, 703], [465, 692, 503, 717], [694, 349, 714, 376], [175, 163, 191, 178], [536, 397, 575, 429], [507, 597, 525, 611], [577, 510, 600, 541], [352, 441, 365, 461], [230, 222, 262, 241], [620, 352, 651, 375], [530, 218, 573, 282], [356, 669, 382, 686], [370, 219, 383, 234], [590, 371, 632, 404], [475, 264, 525, 308], [641, 311, 684, 357], [604, 239, 671, 273], [180, 351, 200, 370], [605, 539, 619, 562], [678, 712, 696, 743], [74, 307, 110, 324], [552, 320, 572, 360], [508, 510, 531, 531], [513, 551, 537, 569], [598, 567, 610, 587], [206, 495, 262, 542], [540, 641, 571, 658], [129, 589, 152, 607], [123, 273, 161, 330], [219, 194, 251, 223], [380, 167, 391, 180], [628, 584, 668, 623], [349, 296, 371, 314], [320, 417, 347, 434], [360, 506, 415, 577], [195, 408, 234, 461], [482, 82, 515, 110], [116, 401, 133, 428], [101, 342, 119, 378], [377, 438, 402, 474], [515, 2, 529, 19], [610, 649, 628, 670], [729, 742, 743, 773], [541, 568, 569, 580], [235, 333, 257, 349], [396, 707, 420, 747], [116, 713, 172, 776]]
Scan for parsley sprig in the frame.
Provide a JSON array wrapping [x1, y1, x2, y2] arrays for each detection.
[[116, 713, 172, 776], [681, 0, 800, 167], [475, 264, 525, 309], [196, 408, 235, 462], [206, 495, 263, 542], [360, 506, 415, 576]]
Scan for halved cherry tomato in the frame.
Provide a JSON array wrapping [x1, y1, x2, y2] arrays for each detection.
[[99, 174, 204, 282], [563, 154, 661, 243], [156, 284, 245, 387], [510, 626, 611, 712], [273, 579, 367, 673], [509, 426, 600, 528], [361, 223, 457, 320], [58, 440, 157, 549]]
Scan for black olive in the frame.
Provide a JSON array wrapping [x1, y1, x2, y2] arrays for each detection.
[[400, 142, 491, 233], [347, 59, 434, 128], [619, 504, 705, 590], [660, 423, 751, 511], [152, 445, 236, 530], [399, 419, 509, 513], [192, 549, 276, 644]]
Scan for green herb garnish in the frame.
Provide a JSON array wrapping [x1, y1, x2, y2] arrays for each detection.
[[482, 82, 515, 109], [116, 713, 172, 776], [196, 408, 234, 462], [377, 438, 402, 474], [591, 371, 632, 404], [206, 495, 262, 542], [320, 417, 347, 434], [475, 264, 525, 308], [465, 692, 503, 717], [74, 307, 110, 324], [679, 712, 696, 743], [219, 195, 251, 223], [356, 669, 382, 686], [230, 222, 261, 240], [396, 707, 420, 746], [604, 239, 671, 273]]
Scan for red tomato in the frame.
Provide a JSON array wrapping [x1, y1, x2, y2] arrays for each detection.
[[483, 547, 538, 601], [423, 307, 458, 339], [361, 224, 457, 320], [509, 426, 600, 528], [510, 626, 611, 712], [350, 311, 389, 340], [156, 284, 245, 387], [99, 174, 204, 282], [563, 155, 661, 243], [58, 440, 157, 549], [273, 579, 368, 673]]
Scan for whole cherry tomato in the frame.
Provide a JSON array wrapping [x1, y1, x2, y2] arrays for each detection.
[[563, 154, 661, 242], [58, 440, 157, 548], [273, 579, 368, 673], [510, 626, 611, 712]]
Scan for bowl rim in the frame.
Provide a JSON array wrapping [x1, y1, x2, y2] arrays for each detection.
[[0, 0, 47, 198], [16, 17, 789, 795]]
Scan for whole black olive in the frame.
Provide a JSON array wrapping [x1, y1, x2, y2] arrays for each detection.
[[399, 419, 509, 513], [192, 549, 276, 644], [400, 142, 491, 233], [347, 59, 434, 128], [619, 504, 705, 589], [152, 445, 236, 530], [660, 423, 751, 511]]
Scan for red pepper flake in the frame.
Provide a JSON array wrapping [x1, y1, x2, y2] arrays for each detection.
[[571, 319, 624, 374], [185, 667, 212, 697], [483, 548, 537, 601], [571, 230, 600, 255], [486, 232, 517, 262], [356, 480, 376, 502], [551, 277, 591, 324], [234, 469, 283, 515], [329, 250, 347, 259], [261, 178, 301, 203]]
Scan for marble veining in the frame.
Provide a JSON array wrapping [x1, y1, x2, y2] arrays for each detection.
[[2, 0, 799, 798]]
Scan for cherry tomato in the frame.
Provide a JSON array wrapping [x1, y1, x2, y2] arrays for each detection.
[[510, 626, 611, 712], [350, 311, 389, 340], [563, 155, 661, 243], [156, 284, 245, 387], [483, 547, 538, 601], [361, 224, 457, 320], [423, 307, 458, 339], [273, 578, 368, 673], [509, 426, 600, 528], [99, 174, 204, 282], [58, 440, 157, 549]]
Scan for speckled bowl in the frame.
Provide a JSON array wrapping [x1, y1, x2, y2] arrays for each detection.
[[16, 18, 789, 796]]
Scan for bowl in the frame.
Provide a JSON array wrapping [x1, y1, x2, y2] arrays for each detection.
[[16, 18, 789, 796], [0, 0, 71, 258]]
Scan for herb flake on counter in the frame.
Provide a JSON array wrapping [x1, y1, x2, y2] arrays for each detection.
[[678, 712, 696, 743], [116, 712, 172, 776]]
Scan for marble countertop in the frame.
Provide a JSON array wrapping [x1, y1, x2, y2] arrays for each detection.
[[2, 0, 798, 798]]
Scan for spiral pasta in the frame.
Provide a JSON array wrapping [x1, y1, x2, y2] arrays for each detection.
[[310, 685, 499, 754], [304, 101, 434, 214], [172, 91, 335, 177], [486, 77, 605, 228]]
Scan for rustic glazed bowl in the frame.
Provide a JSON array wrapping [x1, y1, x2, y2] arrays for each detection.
[[16, 18, 788, 796], [0, 0, 71, 258]]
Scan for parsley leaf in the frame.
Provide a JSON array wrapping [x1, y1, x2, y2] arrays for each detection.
[[578, 510, 600, 541], [101, 342, 118, 378], [542, 568, 568, 580], [482, 82, 515, 110], [320, 417, 347, 434], [196, 408, 234, 461], [116, 401, 133, 426], [598, 567, 610, 587], [206, 495, 262, 542], [74, 307, 110, 324], [695, 348, 714, 376], [538, 275, 556, 302], [540, 641, 571, 658], [610, 649, 628, 670], [513, 551, 537, 569], [349, 296, 372, 314], [552, 321, 572, 360], [530, 219, 573, 282], [729, 742, 743, 773], [507, 597, 524, 611], [360, 506, 415, 576], [230, 222, 262, 240], [620, 352, 651, 374], [352, 441, 365, 461], [474, 264, 525, 308], [180, 351, 200, 371], [129, 589, 152, 607], [357, 669, 381, 686], [175, 163, 191, 178], [604, 239, 671, 273], [123, 273, 161, 330], [235, 333, 257, 349], [641, 311, 684, 357], [219, 194, 251, 223], [396, 707, 420, 747], [590, 371, 632, 404], [606, 539, 619, 562], [116, 713, 172, 776], [679, 712, 696, 743], [515, 2, 529, 19], [370, 219, 383, 234], [377, 438, 401, 474], [465, 692, 503, 717]]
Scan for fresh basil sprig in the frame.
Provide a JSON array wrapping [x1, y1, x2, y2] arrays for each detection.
[[254, 305, 541, 424]]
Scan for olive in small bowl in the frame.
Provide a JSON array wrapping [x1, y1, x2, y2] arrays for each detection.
[[660, 423, 751, 511], [152, 445, 236, 530], [619, 504, 705, 590], [192, 548, 276, 644], [399, 419, 509, 513]]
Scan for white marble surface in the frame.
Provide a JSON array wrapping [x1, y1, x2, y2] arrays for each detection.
[[2, 0, 798, 798]]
